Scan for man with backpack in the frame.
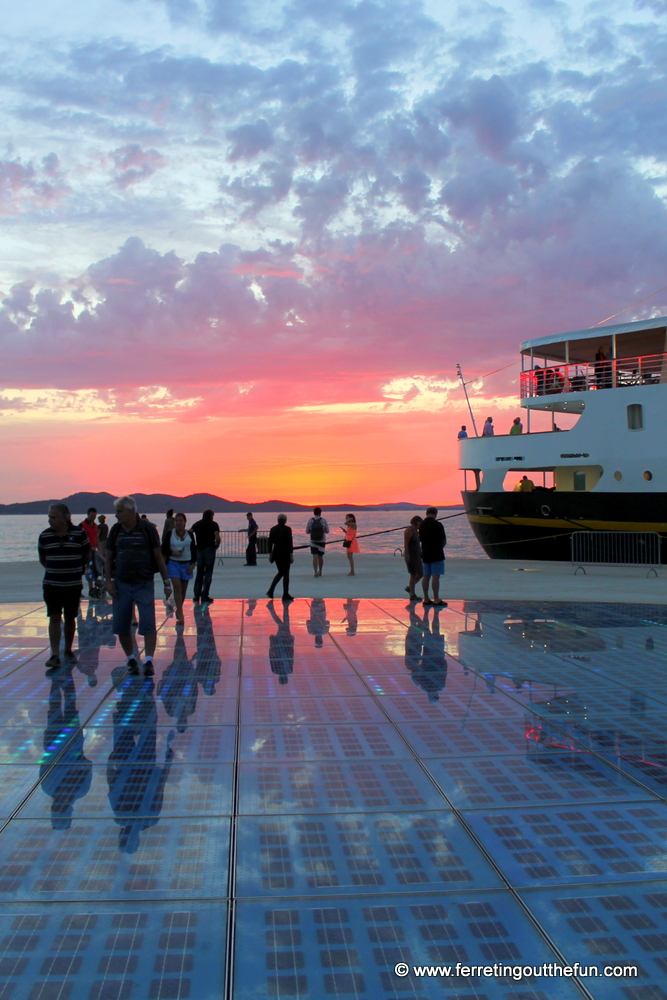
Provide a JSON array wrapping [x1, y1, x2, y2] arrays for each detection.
[[104, 495, 172, 675], [306, 507, 329, 577]]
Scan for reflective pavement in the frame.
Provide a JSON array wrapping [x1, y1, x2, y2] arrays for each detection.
[[0, 597, 666, 999]]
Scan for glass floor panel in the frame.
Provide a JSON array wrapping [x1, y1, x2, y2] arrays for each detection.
[[0, 597, 664, 999]]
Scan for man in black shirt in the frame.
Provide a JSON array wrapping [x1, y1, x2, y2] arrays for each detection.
[[418, 506, 447, 607], [191, 509, 221, 604], [38, 503, 91, 670], [266, 514, 294, 601], [244, 512, 258, 566]]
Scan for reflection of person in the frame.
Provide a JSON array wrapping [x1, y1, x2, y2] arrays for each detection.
[[267, 514, 294, 600], [194, 603, 221, 695], [162, 513, 197, 625], [404, 605, 448, 702], [342, 598, 359, 636], [403, 515, 423, 601], [244, 512, 258, 566], [157, 632, 198, 732], [268, 600, 294, 684], [307, 598, 330, 648], [75, 601, 116, 687], [306, 507, 329, 577], [105, 495, 172, 676], [39, 503, 91, 671], [191, 509, 220, 605], [341, 514, 360, 576], [107, 674, 173, 853], [245, 598, 257, 618], [40, 666, 92, 827]]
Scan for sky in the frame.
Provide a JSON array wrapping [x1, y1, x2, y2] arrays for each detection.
[[2, 0, 667, 504]]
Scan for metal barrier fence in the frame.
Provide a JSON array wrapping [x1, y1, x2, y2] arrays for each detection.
[[571, 531, 660, 576], [218, 530, 271, 559]]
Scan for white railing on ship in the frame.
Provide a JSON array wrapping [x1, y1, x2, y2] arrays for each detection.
[[571, 531, 660, 577], [520, 352, 666, 398]]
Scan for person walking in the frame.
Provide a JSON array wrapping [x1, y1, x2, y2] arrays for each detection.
[[191, 509, 221, 604], [510, 417, 523, 435], [162, 509, 175, 541], [306, 507, 329, 577], [104, 495, 172, 676], [97, 514, 109, 557], [244, 512, 258, 566], [482, 416, 494, 436], [79, 507, 99, 600], [341, 513, 360, 575], [418, 507, 447, 607], [403, 515, 423, 601], [39, 503, 91, 670], [266, 514, 294, 600], [162, 513, 197, 625]]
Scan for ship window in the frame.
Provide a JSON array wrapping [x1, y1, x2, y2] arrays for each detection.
[[613, 471, 623, 482], [644, 471, 653, 481], [627, 404, 643, 430], [573, 471, 586, 491]]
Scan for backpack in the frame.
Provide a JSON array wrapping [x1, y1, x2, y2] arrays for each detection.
[[108, 518, 159, 575], [310, 518, 324, 542]]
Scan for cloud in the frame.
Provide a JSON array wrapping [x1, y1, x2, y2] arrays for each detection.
[[110, 143, 166, 188]]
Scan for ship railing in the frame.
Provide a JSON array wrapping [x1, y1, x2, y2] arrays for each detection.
[[571, 531, 660, 577], [520, 352, 665, 398], [217, 530, 271, 561]]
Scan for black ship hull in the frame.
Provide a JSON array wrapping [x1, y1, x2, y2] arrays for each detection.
[[462, 490, 667, 561]]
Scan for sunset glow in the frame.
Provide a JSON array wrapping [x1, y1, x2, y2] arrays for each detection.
[[2, 0, 666, 503]]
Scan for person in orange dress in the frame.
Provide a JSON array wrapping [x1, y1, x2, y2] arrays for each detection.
[[341, 514, 360, 575]]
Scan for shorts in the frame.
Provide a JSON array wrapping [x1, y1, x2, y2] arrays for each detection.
[[167, 559, 193, 581], [112, 579, 156, 636], [43, 584, 82, 620], [423, 560, 445, 577], [310, 546, 325, 556], [405, 555, 423, 576]]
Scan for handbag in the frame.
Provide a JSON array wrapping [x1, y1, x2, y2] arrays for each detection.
[[343, 539, 352, 549]]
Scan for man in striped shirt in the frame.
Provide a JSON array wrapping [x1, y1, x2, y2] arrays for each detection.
[[38, 503, 90, 670]]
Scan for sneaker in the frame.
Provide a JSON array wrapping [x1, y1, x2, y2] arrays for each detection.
[[126, 657, 140, 675], [282, 594, 294, 601], [144, 659, 154, 676], [201, 597, 214, 604], [192, 596, 200, 603], [45, 653, 61, 670], [63, 650, 78, 664], [266, 591, 274, 599]]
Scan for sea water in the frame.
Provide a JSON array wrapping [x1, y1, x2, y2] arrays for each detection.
[[0, 508, 485, 562]]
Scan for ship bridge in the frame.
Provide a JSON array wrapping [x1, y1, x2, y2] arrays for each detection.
[[520, 315, 667, 413]]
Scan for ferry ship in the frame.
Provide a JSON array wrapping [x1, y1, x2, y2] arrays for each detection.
[[460, 315, 667, 560]]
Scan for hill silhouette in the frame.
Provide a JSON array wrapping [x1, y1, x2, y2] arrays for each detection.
[[0, 491, 432, 515]]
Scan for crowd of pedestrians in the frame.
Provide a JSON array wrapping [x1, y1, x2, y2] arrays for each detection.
[[37, 497, 450, 672]]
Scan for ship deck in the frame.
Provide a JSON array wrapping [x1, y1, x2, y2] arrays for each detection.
[[0, 597, 665, 999]]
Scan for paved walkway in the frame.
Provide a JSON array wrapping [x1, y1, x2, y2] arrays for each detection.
[[2, 554, 667, 603], [0, 597, 664, 998]]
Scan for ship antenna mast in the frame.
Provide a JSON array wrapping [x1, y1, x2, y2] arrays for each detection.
[[456, 363, 479, 437]]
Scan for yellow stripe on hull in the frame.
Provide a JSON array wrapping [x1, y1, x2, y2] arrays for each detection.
[[467, 514, 667, 531]]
